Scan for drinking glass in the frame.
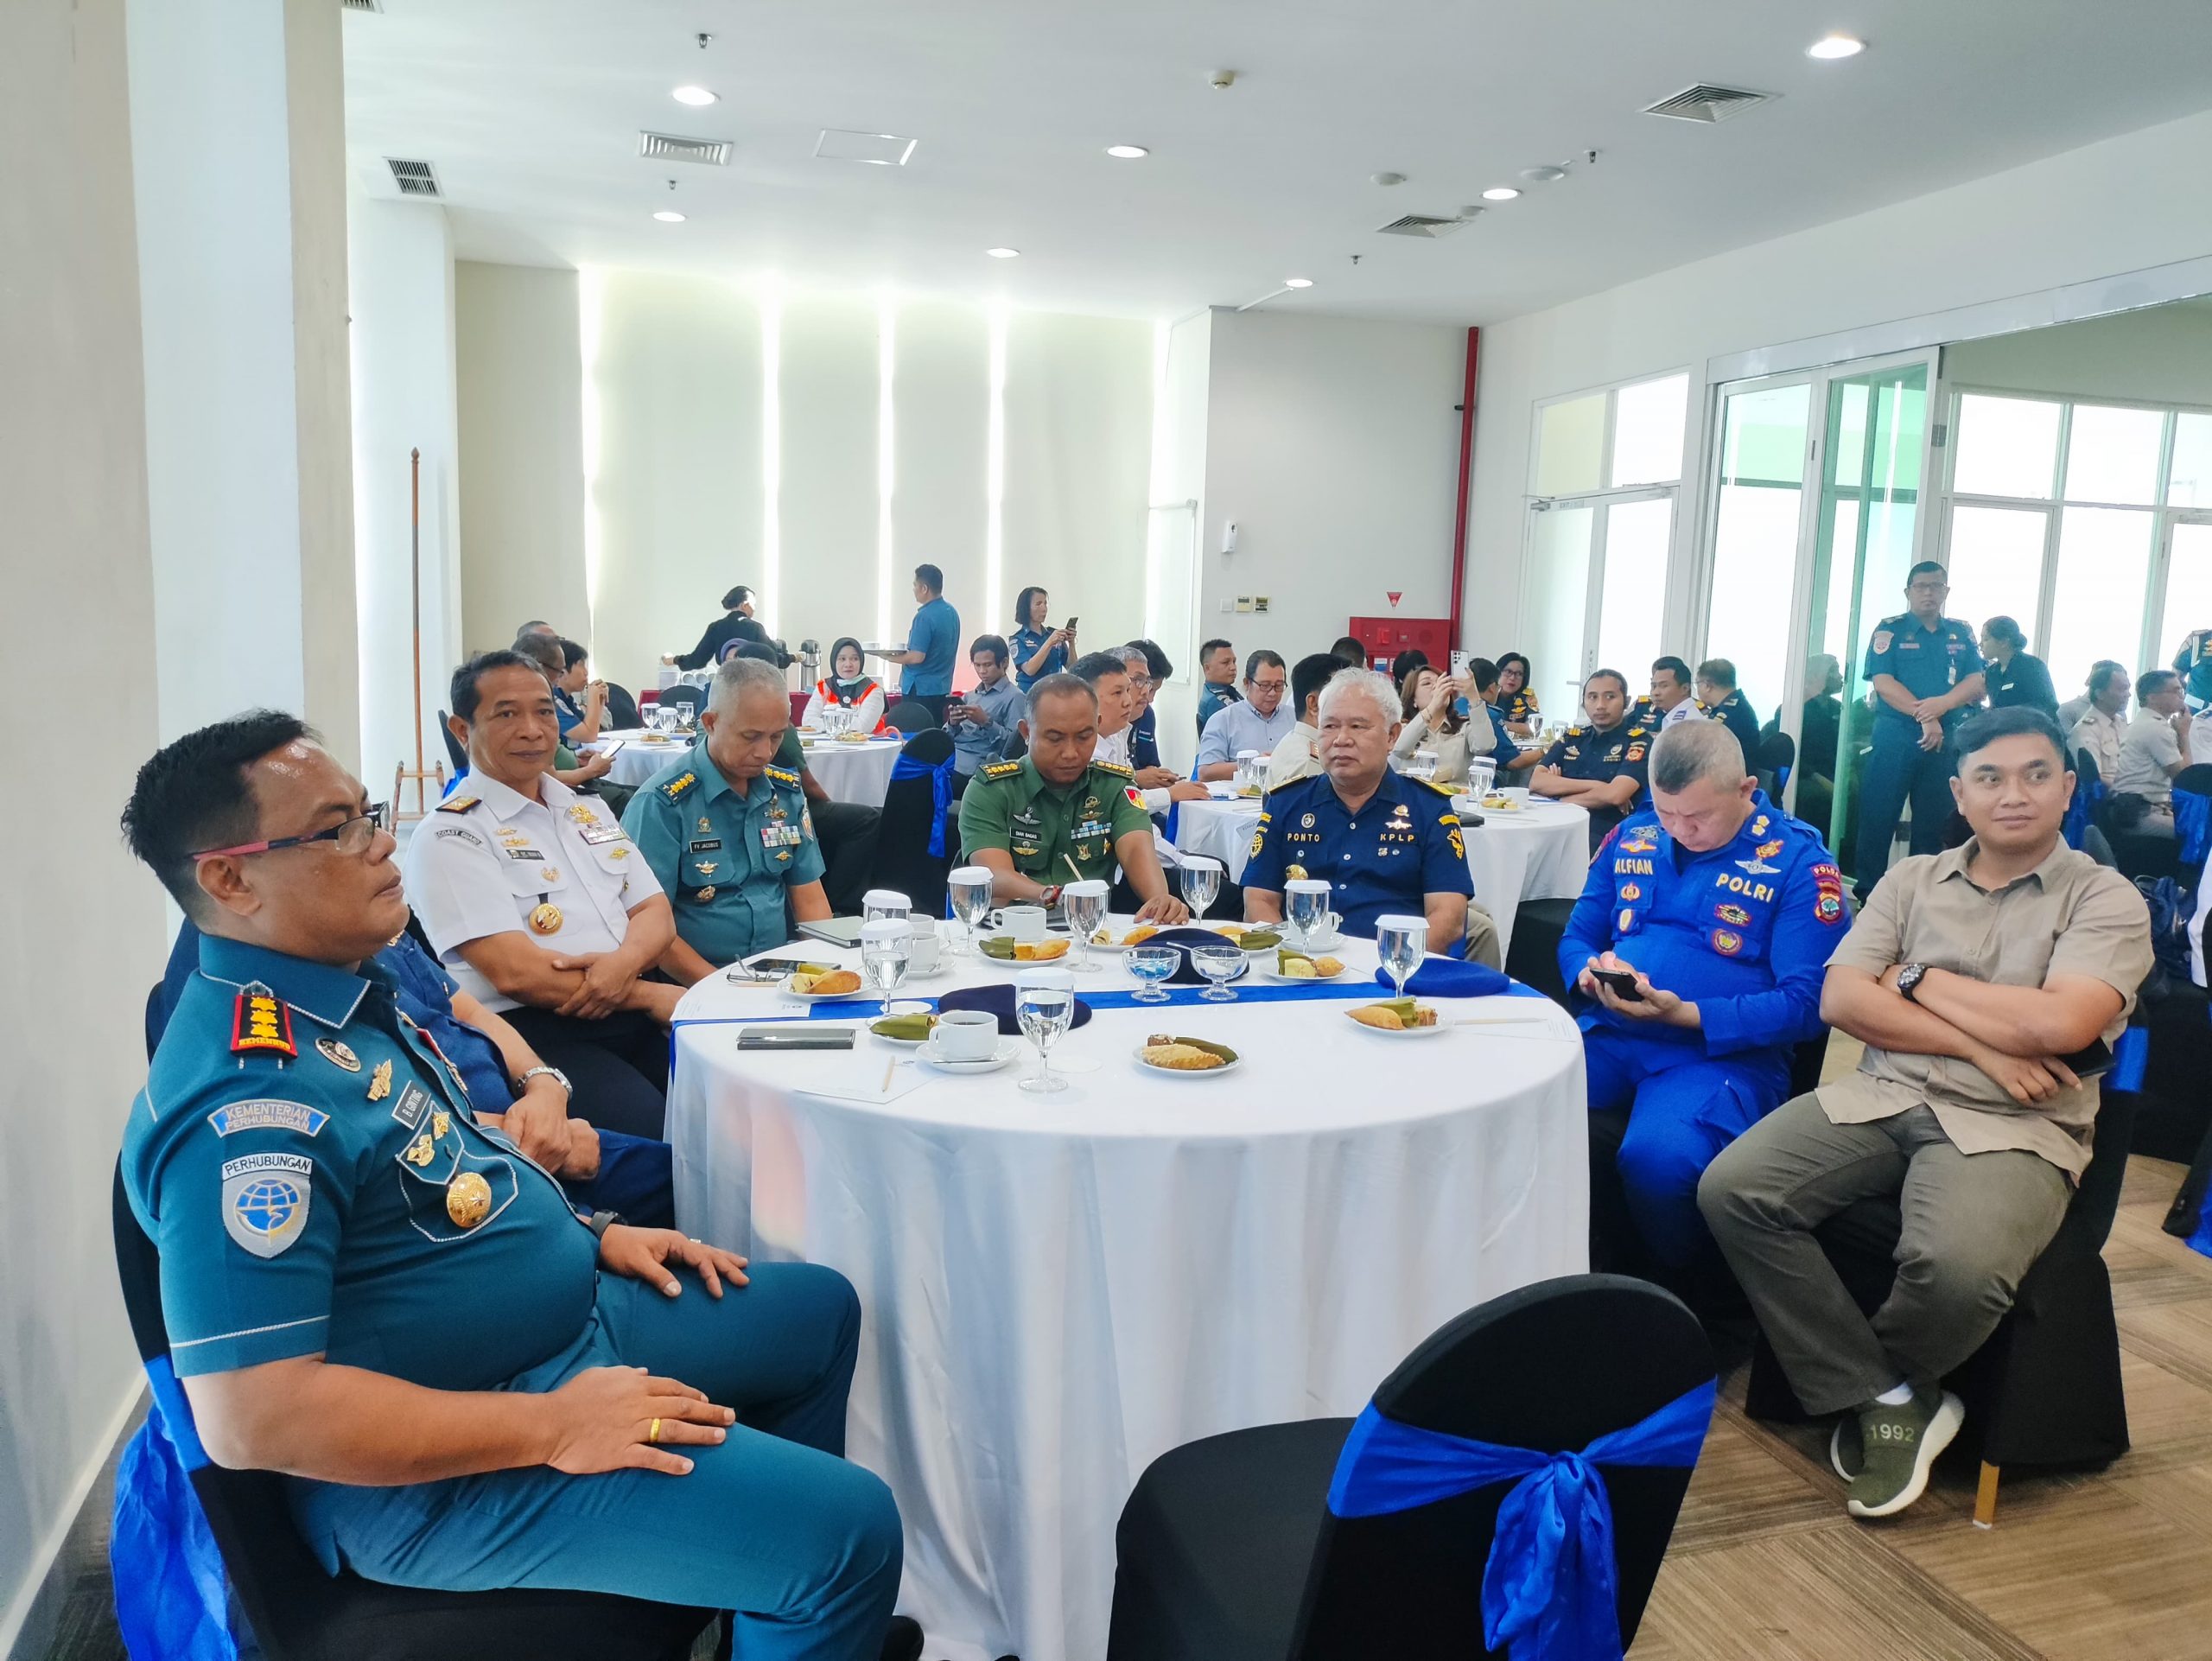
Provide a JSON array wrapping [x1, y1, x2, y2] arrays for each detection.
[[1127, 945, 1179, 1002], [1404, 749, 1439, 785], [1376, 913, 1428, 1001], [1062, 880, 1109, 971], [1014, 970, 1076, 1094], [948, 866, 995, 957], [1179, 856, 1222, 926], [1286, 879, 1332, 950], [859, 920, 912, 1018], [1193, 945, 1243, 1002], [863, 889, 912, 928]]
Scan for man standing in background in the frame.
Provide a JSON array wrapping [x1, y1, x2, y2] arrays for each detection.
[[869, 563, 959, 722]]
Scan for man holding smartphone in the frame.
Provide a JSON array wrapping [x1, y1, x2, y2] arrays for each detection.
[[1700, 705, 2152, 1524]]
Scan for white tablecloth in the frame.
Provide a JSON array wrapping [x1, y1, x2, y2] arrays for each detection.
[[667, 928, 1588, 1661], [587, 731, 904, 806], [1172, 792, 1592, 957], [591, 729, 691, 788]]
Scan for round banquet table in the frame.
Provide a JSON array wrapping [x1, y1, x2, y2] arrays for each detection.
[[1172, 787, 1592, 958], [665, 923, 1589, 1661], [590, 729, 693, 788], [587, 729, 904, 806]]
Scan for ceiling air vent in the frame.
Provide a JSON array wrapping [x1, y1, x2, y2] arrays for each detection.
[[814, 130, 918, 166], [1376, 214, 1470, 239], [639, 131, 734, 166], [341, 0, 383, 11], [1643, 84, 1775, 124], [385, 157, 440, 197]]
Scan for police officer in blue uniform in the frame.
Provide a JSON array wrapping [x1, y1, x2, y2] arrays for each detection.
[[119, 711, 904, 1658], [1856, 560, 1987, 895], [1532, 669, 1654, 852], [1243, 666, 1478, 952], [623, 655, 831, 982], [1560, 720, 1845, 1266]]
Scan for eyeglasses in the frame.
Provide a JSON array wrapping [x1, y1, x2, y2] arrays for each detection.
[[192, 802, 393, 863]]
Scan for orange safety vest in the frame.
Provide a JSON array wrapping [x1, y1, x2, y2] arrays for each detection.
[[815, 678, 888, 735]]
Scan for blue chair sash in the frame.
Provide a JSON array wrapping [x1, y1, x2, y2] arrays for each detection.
[[889, 751, 957, 857], [111, 1356, 238, 1661], [2063, 776, 2105, 851], [2176, 789, 2209, 866], [1325, 1377, 1716, 1661]]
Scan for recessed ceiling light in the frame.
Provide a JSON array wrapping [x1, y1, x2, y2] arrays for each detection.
[[1807, 34, 1865, 59], [1481, 186, 1521, 201], [653, 210, 686, 223], [986, 247, 1020, 258], [1105, 144, 1149, 160], [1519, 164, 1569, 185], [1283, 277, 1313, 289], [670, 85, 719, 106]]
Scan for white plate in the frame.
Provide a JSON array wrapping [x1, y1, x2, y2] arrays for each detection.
[[784, 978, 868, 1002], [916, 1038, 1023, 1073], [1133, 1040, 1243, 1077], [1263, 957, 1349, 983], [1344, 1005, 1449, 1036]]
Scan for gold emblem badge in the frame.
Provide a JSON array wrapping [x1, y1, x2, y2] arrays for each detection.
[[1301, 813, 1316, 829], [540, 869, 560, 884], [431, 1111, 451, 1138], [529, 902, 564, 934], [404, 1134, 436, 1167], [696, 860, 719, 876], [696, 886, 717, 902], [315, 1037, 361, 1072], [698, 816, 713, 835], [365, 1060, 392, 1102], [567, 805, 596, 824], [1285, 864, 1308, 881], [445, 1171, 493, 1228]]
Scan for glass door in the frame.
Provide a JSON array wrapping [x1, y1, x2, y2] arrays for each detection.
[[1523, 490, 1676, 720], [2158, 512, 2212, 680]]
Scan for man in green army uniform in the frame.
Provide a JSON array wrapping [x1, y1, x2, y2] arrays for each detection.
[[956, 672, 1192, 922], [624, 654, 832, 982]]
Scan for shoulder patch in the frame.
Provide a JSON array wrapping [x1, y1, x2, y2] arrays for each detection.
[[1627, 726, 1649, 738], [1092, 760, 1135, 779], [1566, 725, 1588, 738], [1418, 777, 1458, 798], [435, 795, 479, 814], [981, 760, 1024, 780], [661, 771, 698, 799], [762, 765, 801, 788]]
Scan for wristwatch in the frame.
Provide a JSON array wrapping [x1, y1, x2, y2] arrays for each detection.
[[1039, 884, 1064, 908], [1896, 963, 1929, 1002], [584, 1209, 621, 1239], [516, 1065, 572, 1098]]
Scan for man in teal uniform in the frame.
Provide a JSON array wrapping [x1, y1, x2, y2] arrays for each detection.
[[1855, 560, 1986, 896], [625, 654, 830, 981], [119, 710, 903, 1658], [1532, 669, 1654, 852]]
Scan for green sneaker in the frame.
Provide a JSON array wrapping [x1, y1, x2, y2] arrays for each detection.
[[1829, 1412, 1860, 1480], [1847, 1389, 1963, 1518]]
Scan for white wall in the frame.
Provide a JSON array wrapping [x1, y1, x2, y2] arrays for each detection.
[[0, 1, 166, 1651], [1942, 300, 2212, 406], [454, 261, 590, 653], [1465, 105, 2212, 666], [1147, 310, 1212, 751], [1198, 307, 1466, 676], [348, 195, 462, 796]]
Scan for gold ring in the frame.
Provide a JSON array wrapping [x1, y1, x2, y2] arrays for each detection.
[[647, 1417, 662, 1444]]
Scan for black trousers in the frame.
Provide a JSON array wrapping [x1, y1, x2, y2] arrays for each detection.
[[810, 799, 881, 914], [500, 1005, 668, 1141]]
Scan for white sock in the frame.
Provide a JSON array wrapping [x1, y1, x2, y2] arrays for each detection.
[[1872, 1381, 1914, 1406]]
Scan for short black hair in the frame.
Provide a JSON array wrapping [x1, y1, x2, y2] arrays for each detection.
[[122, 710, 314, 916], [1291, 652, 1341, 716], [721, 584, 753, 612], [1071, 649, 1128, 684], [1983, 615, 2027, 651], [1651, 655, 1693, 687], [1465, 656, 1499, 694], [1497, 651, 1530, 682], [1955, 703, 2069, 767], [1907, 560, 1947, 585], [1694, 658, 1737, 690], [2087, 659, 2129, 697], [913, 563, 944, 595], [1126, 638, 1173, 680], [1246, 649, 1287, 682], [453, 649, 550, 722], [1332, 636, 1367, 665], [556, 637, 588, 670], [735, 641, 784, 666], [511, 633, 563, 678], [970, 633, 1010, 665], [1586, 667, 1629, 696], [1027, 671, 1096, 720], [1389, 647, 1430, 684], [2137, 668, 2180, 703], [1014, 585, 1049, 630], [1202, 637, 1234, 659], [515, 620, 554, 635]]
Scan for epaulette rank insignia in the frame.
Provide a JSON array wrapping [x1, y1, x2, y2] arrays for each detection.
[[1419, 777, 1458, 797], [1093, 760, 1135, 779], [231, 982, 296, 1058], [981, 760, 1023, 780], [763, 765, 800, 788], [435, 796, 479, 814], [662, 772, 697, 799]]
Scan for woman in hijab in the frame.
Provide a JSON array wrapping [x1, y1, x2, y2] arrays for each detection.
[[800, 637, 888, 734]]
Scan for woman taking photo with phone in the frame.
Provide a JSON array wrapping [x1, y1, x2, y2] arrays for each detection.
[[1009, 586, 1076, 690]]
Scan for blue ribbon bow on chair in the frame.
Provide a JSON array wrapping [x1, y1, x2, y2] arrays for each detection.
[[1325, 1377, 1716, 1661], [2175, 789, 2209, 867], [889, 751, 957, 858], [111, 1356, 239, 1661], [2063, 775, 2105, 852]]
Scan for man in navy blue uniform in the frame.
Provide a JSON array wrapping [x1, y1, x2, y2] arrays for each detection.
[[1244, 666, 1479, 955], [1532, 668, 1653, 852], [1561, 720, 1845, 1267], [1855, 559, 1986, 895]]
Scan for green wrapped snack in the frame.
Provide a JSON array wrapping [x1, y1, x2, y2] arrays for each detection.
[[979, 936, 1016, 960], [869, 1012, 938, 1041], [1233, 928, 1281, 951]]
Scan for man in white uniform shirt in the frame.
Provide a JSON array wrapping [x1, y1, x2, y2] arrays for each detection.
[[1265, 653, 1342, 790], [406, 651, 680, 1139], [1196, 650, 1295, 780], [1073, 651, 1137, 768]]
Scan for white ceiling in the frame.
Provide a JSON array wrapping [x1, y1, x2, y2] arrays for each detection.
[[342, 0, 2212, 327]]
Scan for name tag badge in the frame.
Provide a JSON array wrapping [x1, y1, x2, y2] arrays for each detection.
[[688, 838, 722, 853], [505, 847, 543, 861], [576, 819, 626, 846]]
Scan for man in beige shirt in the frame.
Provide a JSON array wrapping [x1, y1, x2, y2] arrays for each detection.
[[1263, 653, 1340, 790], [1699, 706, 2150, 1523]]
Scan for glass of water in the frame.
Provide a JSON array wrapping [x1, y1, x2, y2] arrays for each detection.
[[1286, 878, 1333, 951], [1192, 945, 1244, 1002], [1014, 969, 1076, 1094], [859, 920, 912, 1018], [1127, 945, 1179, 1002], [948, 865, 995, 957], [1062, 879, 1109, 971], [1179, 856, 1222, 926], [862, 888, 912, 928], [1376, 913, 1428, 1001], [1404, 749, 1439, 785]]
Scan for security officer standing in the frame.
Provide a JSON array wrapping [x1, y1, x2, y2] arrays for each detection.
[[1532, 668, 1653, 852], [405, 652, 679, 1139], [624, 654, 831, 981], [1561, 721, 1842, 1268], [1855, 559, 1986, 895], [118, 710, 905, 1658], [956, 671, 1192, 921], [1244, 666, 1488, 959]]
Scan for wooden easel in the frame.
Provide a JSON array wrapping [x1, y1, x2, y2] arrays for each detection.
[[393, 447, 447, 819]]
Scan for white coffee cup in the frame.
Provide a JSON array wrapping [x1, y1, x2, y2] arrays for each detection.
[[1497, 785, 1530, 805], [934, 1008, 1000, 1060], [998, 904, 1048, 943], [905, 917, 943, 973]]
